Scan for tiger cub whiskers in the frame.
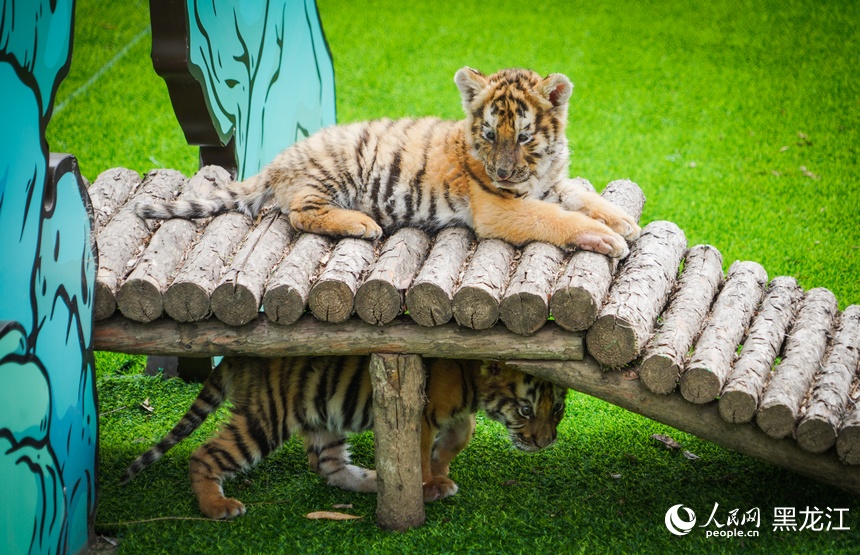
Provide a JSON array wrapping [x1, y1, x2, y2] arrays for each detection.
[[137, 67, 639, 257], [121, 357, 567, 520]]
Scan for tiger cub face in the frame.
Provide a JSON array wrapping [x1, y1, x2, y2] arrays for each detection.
[[479, 361, 567, 451], [455, 67, 573, 199]]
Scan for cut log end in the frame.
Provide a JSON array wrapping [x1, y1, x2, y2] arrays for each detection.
[[638, 355, 679, 395], [836, 426, 860, 465], [262, 286, 305, 326], [680, 367, 722, 404], [795, 417, 837, 454], [718, 390, 758, 424], [755, 404, 795, 439], [549, 288, 598, 332], [585, 315, 638, 369], [211, 283, 258, 326], [405, 283, 452, 327], [163, 282, 211, 322], [308, 280, 355, 323], [355, 280, 401, 325], [499, 292, 548, 336], [452, 287, 500, 330], [94, 282, 118, 321], [117, 279, 163, 323]]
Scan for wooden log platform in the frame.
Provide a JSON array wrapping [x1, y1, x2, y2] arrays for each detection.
[[91, 166, 860, 498]]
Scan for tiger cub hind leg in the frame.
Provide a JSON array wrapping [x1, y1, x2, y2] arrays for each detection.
[[304, 431, 377, 493], [288, 186, 383, 239]]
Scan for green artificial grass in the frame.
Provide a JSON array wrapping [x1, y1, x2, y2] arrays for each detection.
[[48, 0, 859, 552]]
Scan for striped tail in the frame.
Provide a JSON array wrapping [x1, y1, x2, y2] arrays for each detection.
[[135, 174, 272, 220], [120, 367, 227, 484]]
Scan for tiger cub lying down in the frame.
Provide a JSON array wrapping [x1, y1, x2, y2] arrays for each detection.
[[122, 357, 567, 520], [138, 66, 639, 257]]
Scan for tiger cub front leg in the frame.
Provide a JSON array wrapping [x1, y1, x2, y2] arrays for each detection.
[[572, 189, 641, 241], [288, 185, 383, 239], [421, 422, 461, 502], [472, 195, 630, 257], [430, 415, 476, 479]]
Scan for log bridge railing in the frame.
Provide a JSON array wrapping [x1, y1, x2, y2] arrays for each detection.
[[92, 165, 860, 528]]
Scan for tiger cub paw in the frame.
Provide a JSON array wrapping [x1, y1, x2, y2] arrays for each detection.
[[200, 497, 247, 520], [423, 476, 459, 502], [347, 219, 383, 240], [574, 230, 630, 259], [589, 205, 640, 241]]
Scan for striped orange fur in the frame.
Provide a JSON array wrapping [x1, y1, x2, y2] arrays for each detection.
[[137, 67, 639, 257], [121, 357, 566, 520]]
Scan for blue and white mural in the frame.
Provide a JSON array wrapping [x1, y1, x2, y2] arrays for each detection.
[[0, 1, 98, 553], [184, 0, 337, 179]]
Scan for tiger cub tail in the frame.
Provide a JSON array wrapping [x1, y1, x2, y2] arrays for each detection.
[[136, 173, 272, 220], [120, 364, 228, 484]]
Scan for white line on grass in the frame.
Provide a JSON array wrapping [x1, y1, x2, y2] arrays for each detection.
[[54, 26, 151, 116]]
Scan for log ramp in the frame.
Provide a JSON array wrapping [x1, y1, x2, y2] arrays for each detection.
[[92, 166, 860, 526]]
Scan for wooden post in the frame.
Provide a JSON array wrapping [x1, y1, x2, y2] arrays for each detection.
[[369, 353, 426, 530]]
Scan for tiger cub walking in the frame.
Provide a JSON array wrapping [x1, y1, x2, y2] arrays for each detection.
[[122, 357, 567, 520], [138, 67, 639, 257]]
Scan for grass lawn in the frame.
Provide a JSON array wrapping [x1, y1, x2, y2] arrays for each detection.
[[48, 0, 859, 552]]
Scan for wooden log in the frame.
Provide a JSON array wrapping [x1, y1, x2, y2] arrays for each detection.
[[756, 288, 839, 439], [94, 169, 183, 320], [679, 261, 768, 404], [719, 277, 802, 423], [308, 238, 377, 323], [116, 166, 231, 323], [837, 411, 860, 464], [88, 168, 140, 234], [211, 212, 294, 326], [796, 305, 860, 453], [452, 239, 516, 330], [92, 313, 585, 360], [355, 228, 431, 325], [499, 242, 565, 335], [585, 220, 686, 368], [370, 353, 426, 530], [162, 211, 253, 322], [639, 245, 724, 394], [550, 179, 647, 331], [509, 358, 860, 496], [262, 233, 333, 325], [405, 227, 475, 327]]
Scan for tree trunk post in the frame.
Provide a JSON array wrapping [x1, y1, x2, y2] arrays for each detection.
[[369, 353, 426, 530]]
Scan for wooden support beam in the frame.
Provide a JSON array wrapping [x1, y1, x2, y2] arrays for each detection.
[[93, 314, 584, 360], [369, 353, 426, 530], [508, 358, 860, 496]]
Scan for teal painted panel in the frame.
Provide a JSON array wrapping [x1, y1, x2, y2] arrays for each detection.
[[186, 0, 336, 179], [0, 1, 98, 553]]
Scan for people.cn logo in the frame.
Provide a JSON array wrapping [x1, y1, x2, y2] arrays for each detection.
[[665, 504, 697, 536]]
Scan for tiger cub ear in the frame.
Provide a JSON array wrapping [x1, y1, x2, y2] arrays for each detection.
[[454, 66, 488, 110], [537, 73, 573, 108]]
